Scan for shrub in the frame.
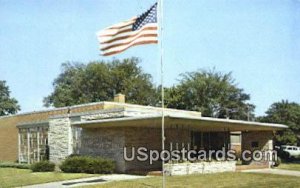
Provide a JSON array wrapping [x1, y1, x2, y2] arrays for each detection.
[[0, 162, 30, 169], [59, 156, 89, 173], [90, 157, 115, 174], [30, 161, 55, 172], [60, 156, 115, 174]]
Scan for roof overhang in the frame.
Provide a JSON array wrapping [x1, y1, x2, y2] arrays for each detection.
[[16, 121, 49, 128], [72, 115, 288, 132]]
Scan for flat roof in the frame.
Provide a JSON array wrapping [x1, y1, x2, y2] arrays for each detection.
[[0, 101, 201, 119], [73, 114, 288, 132], [6, 100, 287, 132]]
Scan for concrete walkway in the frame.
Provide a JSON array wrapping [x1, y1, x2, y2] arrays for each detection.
[[242, 168, 300, 177], [21, 174, 149, 188]]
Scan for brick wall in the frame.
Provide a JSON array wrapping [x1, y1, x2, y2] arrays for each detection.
[[124, 128, 191, 172], [124, 127, 162, 172], [0, 103, 105, 162], [0, 116, 19, 161], [165, 128, 190, 150], [241, 131, 274, 166], [242, 131, 273, 151]]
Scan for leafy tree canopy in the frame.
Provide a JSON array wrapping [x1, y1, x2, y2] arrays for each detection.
[[164, 69, 255, 120], [45, 59, 255, 121], [0, 80, 20, 116], [258, 100, 300, 145], [44, 57, 158, 107]]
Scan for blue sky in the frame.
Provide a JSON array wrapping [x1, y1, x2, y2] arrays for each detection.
[[0, 0, 299, 116]]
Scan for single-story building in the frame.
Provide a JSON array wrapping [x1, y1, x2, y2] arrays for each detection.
[[0, 94, 287, 173]]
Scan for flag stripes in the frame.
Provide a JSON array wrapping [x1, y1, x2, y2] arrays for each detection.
[[97, 3, 158, 56]]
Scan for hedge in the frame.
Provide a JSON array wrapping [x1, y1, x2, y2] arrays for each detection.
[[60, 156, 115, 174], [0, 162, 30, 169], [30, 161, 55, 172]]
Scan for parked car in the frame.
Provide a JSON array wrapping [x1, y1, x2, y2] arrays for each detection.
[[280, 145, 300, 159]]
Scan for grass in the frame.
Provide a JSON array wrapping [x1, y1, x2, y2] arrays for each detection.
[[86, 172, 300, 188], [0, 168, 95, 188], [277, 161, 300, 171], [1, 163, 300, 188]]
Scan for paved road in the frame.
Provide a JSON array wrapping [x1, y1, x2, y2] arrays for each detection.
[[20, 174, 149, 188], [242, 168, 300, 177]]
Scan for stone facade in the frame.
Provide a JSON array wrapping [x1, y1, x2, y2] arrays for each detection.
[[80, 110, 124, 121], [164, 161, 236, 176], [48, 117, 72, 163], [77, 127, 178, 172], [79, 127, 126, 172]]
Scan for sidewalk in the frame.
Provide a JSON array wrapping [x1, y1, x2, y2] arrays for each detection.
[[20, 174, 149, 188], [241, 168, 300, 177]]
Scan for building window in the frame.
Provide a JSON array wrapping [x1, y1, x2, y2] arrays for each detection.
[[72, 127, 82, 154], [19, 128, 28, 163], [230, 134, 241, 144], [18, 126, 49, 164]]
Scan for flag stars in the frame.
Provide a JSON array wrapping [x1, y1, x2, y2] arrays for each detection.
[[132, 2, 157, 31]]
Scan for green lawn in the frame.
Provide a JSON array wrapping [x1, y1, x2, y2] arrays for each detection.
[[277, 162, 300, 171], [1, 166, 300, 188], [0, 168, 95, 188], [86, 172, 300, 188]]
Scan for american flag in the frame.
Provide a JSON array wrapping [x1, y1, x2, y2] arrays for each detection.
[[97, 2, 158, 56]]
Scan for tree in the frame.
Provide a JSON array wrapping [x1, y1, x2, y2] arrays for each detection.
[[0, 80, 20, 116], [44, 57, 158, 107], [165, 69, 255, 120], [258, 100, 300, 145]]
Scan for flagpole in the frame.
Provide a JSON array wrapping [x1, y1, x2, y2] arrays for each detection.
[[158, 0, 165, 187]]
